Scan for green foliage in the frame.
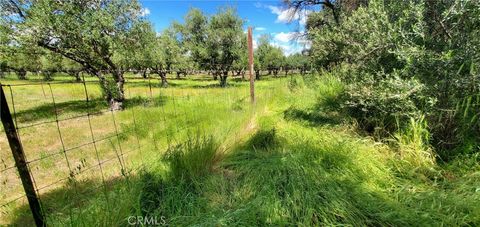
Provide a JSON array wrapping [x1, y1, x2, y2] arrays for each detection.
[[254, 35, 289, 77], [2, 76, 479, 226], [308, 0, 480, 157], [176, 8, 209, 69], [288, 53, 311, 75], [100, 78, 124, 102], [343, 72, 431, 134], [176, 7, 244, 86], [1, 0, 153, 108]]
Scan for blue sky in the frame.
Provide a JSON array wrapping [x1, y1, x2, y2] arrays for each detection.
[[139, 0, 311, 55]]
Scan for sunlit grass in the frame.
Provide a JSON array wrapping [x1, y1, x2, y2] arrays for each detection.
[[1, 74, 479, 226]]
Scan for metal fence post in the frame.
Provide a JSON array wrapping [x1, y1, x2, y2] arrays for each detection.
[[0, 84, 45, 227]]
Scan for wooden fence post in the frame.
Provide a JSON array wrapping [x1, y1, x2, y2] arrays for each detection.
[[0, 84, 45, 227], [247, 27, 255, 104]]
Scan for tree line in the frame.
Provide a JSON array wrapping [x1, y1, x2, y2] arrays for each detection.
[[0, 0, 310, 110]]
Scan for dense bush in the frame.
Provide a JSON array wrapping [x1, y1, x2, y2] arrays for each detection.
[[343, 71, 431, 135], [308, 0, 480, 159]]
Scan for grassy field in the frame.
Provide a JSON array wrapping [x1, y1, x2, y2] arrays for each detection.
[[1, 73, 479, 226]]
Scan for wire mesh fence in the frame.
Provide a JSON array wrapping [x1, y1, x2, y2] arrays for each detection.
[[0, 73, 261, 225]]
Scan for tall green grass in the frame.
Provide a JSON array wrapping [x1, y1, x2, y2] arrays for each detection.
[[4, 75, 480, 226], [393, 116, 436, 175], [124, 75, 479, 226]]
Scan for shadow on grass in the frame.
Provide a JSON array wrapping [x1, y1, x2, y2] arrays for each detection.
[[190, 82, 244, 89], [7, 130, 477, 226], [125, 80, 182, 88], [134, 132, 426, 226], [8, 174, 139, 226], [14, 96, 168, 124], [126, 79, 241, 89], [283, 107, 342, 126], [186, 76, 216, 81]]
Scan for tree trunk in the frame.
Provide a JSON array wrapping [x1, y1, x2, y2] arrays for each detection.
[[273, 69, 279, 77], [108, 69, 125, 111], [43, 70, 54, 81], [73, 71, 82, 82], [220, 71, 228, 87], [17, 70, 27, 80], [142, 69, 148, 79], [176, 71, 181, 79], [285, 69, 289, 76], [213, 72, 218, 80], [159, 71, 168, 87], [255, 70, 261, 80]]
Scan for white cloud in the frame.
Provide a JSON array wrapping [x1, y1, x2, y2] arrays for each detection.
[[271, 41, 302, 56], [255, 27, 266, 31], [267, 5, 311, 25], [271, 32, 311, 56], [274, 32, 294, 43], [140, 8, 150, 17]]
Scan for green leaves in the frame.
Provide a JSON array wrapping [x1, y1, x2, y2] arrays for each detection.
[[6, 0, 149, 74], [307, 0, 480, 155]]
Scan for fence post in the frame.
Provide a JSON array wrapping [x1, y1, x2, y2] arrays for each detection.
[[0, 84, 44, 227]]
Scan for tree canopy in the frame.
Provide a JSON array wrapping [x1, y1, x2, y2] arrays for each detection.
[[1, 0, 152, 110]]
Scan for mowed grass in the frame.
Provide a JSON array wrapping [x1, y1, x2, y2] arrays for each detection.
[[1, 73, 480, 226]]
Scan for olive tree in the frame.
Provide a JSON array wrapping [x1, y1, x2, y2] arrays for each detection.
[[254, 35, 285, 79], [0, 46, 42, 80], [254, 35, 271, 80], [177, 8, 243, 86], [2, 0, 150, 110], [175, 9, 209, 77], [206, 8, 244, 87], [138, 27, 185, 87], [232, 33, 248, 79], [265, 46, 284, 77]]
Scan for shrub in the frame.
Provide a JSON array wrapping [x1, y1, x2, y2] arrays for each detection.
[[309, 0, 480, 156], [342, 72, 431, 135]]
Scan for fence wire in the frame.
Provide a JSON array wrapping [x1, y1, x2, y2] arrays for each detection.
[[0, 73, 254, 225]]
